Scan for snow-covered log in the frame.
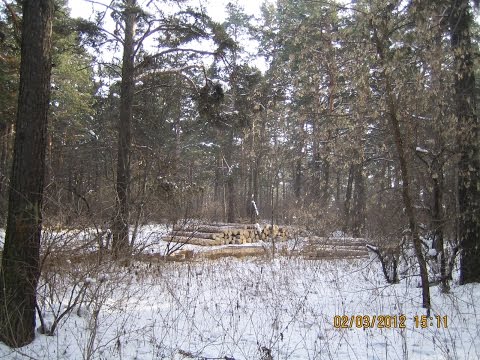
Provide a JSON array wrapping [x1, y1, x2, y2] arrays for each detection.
[[172, 231, 224, 241], [162, 236, 224, 246], [166, 222, 289, 247]]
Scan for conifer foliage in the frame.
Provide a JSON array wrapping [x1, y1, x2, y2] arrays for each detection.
[[0, 0, 480, 347]]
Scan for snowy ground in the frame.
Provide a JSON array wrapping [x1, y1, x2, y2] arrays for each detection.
[[0, 226, 479, 359]]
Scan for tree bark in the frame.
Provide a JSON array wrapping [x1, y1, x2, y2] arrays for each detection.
[[294, 158, 302, 200], [387, 77, 430, 309], [343, 164, 354, 233], [431, 162, 447, 291], [112, 0, 136, 258], [226, 148, 235, 223], [293, 127, 304, 201], [321, 158, 330, 208], [385, 75, 430, 310], [352, 163, 366, 238], [449, 0, 480, 284], [0, 123, 12, 224], [0, 0, 53, 347], [372, 13, 431, 310], [214, 149, 222, 221]]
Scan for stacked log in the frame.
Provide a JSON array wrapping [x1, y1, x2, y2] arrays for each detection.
[[301, 236, 369, 259], [163, 223, 289, 246], [261, 224, 289, 241]]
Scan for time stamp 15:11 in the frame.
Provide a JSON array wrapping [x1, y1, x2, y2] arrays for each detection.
[[333, 315, 448, 329]]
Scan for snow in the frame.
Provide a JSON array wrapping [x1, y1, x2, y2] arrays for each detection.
[[251, 199, 259, 216], [366, 243, 378, 252], [415, 146, 429, 154], [0, 225, 479, 359], [330, 230, 347, 238], [84, 277, 96, 285], [199, 141, 218, 148]]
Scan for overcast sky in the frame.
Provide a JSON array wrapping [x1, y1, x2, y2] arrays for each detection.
[[67, 0, 270, 72], [68, 0, 267, 23]]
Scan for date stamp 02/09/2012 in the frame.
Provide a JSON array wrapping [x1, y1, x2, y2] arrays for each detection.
[[333, 315, 448, 329]]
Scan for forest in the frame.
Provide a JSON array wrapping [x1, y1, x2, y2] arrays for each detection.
[[0, 0, 479, 356]]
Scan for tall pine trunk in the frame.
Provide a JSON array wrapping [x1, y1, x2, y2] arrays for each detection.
[[431, 163, 447, 291], [343, 164, 354, 233], [0, 0, 53, 347], [449, 0, 480, 284], [352, 164, 366, 238], [226, 128, 235, 223], [113, 0, 136, 258]]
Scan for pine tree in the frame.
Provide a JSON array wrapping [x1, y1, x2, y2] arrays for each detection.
[[449, 0, 480, 284], [0, 0, 54, 347]]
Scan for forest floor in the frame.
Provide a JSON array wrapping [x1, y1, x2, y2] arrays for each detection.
[[0, 224, 479, 359]]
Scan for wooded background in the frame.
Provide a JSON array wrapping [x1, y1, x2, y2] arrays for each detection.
[[0, 0, 478, 274], [0, 0, 480, 347]]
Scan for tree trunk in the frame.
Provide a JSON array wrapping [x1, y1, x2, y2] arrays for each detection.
[[343, 164, 354, 233], [449, 0, 480, 284], [321, 158, 330, 208], [294, 157, 302, 200], [293, 129, 303, 201], [226, 172, 235, 223], [214, 150, 221, 221], [311, 121, 322, 203], [386, 78, 431, 309], [249, 155, 260, 223], [0, 0, 53, 347], [372, 16, 431, 310], [0, 123, 12, 224], [112, 0, 136, 258], [226, 129, 235, 223], [431, 163, 447, 291], [352, 163, 366, 238], [335, 169, 342, 211], [385, 76, 430, 310]]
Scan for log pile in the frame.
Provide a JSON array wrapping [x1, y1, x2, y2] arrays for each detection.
[[163, 222, 289, 246], [301, 236, 368, 259]]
